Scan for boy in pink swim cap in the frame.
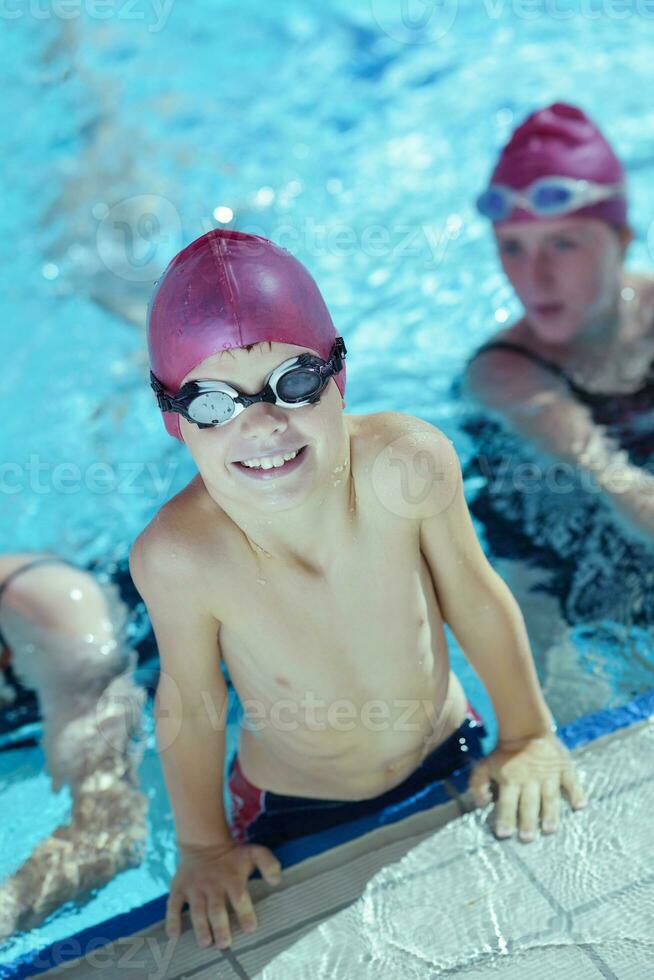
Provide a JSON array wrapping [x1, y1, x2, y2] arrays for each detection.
[[466, 102, 654, 543], [131, 228, 586, 952]]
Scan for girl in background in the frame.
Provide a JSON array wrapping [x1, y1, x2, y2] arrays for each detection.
[[462, 103, 654, 719]]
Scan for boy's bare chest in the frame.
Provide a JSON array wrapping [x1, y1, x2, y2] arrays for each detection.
[[213, 522, 446, 708]]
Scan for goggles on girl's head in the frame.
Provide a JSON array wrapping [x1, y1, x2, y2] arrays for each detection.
[[150, 337, 346, 430], [476, 177, 625, 222]]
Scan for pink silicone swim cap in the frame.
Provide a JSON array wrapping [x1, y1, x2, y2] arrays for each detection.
[[147, 230, 346, 440], [489, 102, 627, 226]]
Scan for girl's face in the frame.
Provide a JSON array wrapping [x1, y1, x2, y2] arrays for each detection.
[[494, 218, 627, 344]]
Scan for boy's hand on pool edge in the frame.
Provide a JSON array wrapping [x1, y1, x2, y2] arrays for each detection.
[[468, 733, 588, 842], [166, 839, 282, 950]]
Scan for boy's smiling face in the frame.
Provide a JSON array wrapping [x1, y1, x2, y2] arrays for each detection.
[[179, 341, 347, 512]]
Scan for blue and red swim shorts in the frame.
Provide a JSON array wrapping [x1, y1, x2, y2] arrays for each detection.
[[227, 703, 486, 848]]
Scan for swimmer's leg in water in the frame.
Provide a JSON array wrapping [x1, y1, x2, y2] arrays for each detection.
[[0, 565, 148, 939]]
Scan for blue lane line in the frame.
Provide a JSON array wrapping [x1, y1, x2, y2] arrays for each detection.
[[2, 687, 653, 980]]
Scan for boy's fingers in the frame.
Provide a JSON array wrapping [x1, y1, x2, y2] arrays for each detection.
[[189, 896, 212, 948], [472, 786, 493, 808], [207, 901, 231, 948], [540, 777, 561, 833], [227, 884, 258, 934], [468, 762, 491, 806], [165, 890, 185, 938], [517, 782, 540, 841], [251, 845, 282, 884], [561, 767, 588, 810], [493, 783, 520, 837]]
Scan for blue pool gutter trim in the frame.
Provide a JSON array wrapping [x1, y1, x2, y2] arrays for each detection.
[[2, 687, 653, 980]]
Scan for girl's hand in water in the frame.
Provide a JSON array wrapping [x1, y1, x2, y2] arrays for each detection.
[[468, 733, 588, 842], [166, 839, 282, 949]]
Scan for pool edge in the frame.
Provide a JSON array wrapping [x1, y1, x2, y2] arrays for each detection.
[[3, 686, 653, 980]]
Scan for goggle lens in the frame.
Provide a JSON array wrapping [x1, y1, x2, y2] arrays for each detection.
[[477, 188, 509, 221], [187, 390, 236, 425], [531, 183, 573, 212], [275, 366, 323, 402]]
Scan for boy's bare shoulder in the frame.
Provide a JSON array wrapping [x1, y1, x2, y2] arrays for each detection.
[[130, 475, 228, 590], [351, 409, 444, 443], [349, 411, 460, 520]]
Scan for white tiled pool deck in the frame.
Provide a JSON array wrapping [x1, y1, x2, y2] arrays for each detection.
[[44, 717, 653, 979]]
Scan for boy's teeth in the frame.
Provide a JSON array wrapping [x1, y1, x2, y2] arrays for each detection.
[[240, 449, 300, 469]]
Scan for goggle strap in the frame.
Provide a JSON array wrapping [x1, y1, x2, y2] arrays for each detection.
[[150, 371, 174, 413]]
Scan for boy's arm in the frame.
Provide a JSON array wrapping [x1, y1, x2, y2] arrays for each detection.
[[129, 529, 232, 847], [130, 527, 282, 950], [374, 413, 554, 743], [376, 416, 587, 838], [383, 417, 587, 838], [415, 431, 555, 745]]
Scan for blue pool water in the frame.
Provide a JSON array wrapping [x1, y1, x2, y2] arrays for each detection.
[[2, 0, 654, 970]]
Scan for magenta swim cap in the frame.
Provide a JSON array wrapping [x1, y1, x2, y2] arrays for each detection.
[[147, 229, 346, 440], [489, 102, 627, 226]]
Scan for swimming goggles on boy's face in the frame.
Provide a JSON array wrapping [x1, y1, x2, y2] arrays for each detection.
[[150, 337, 346, 429], [476, 177, 625, 222]]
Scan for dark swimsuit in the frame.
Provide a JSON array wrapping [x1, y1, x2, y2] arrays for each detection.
[[471, 340, 654, 464], [459, 340, 654, 627]]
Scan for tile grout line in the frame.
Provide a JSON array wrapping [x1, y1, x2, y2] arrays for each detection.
[[579, 944, 621, 980], [505, 845, 623, 980], [573, 870, 654, 916], [223, 951, 252, 980], [164, 900, 357, 980]]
